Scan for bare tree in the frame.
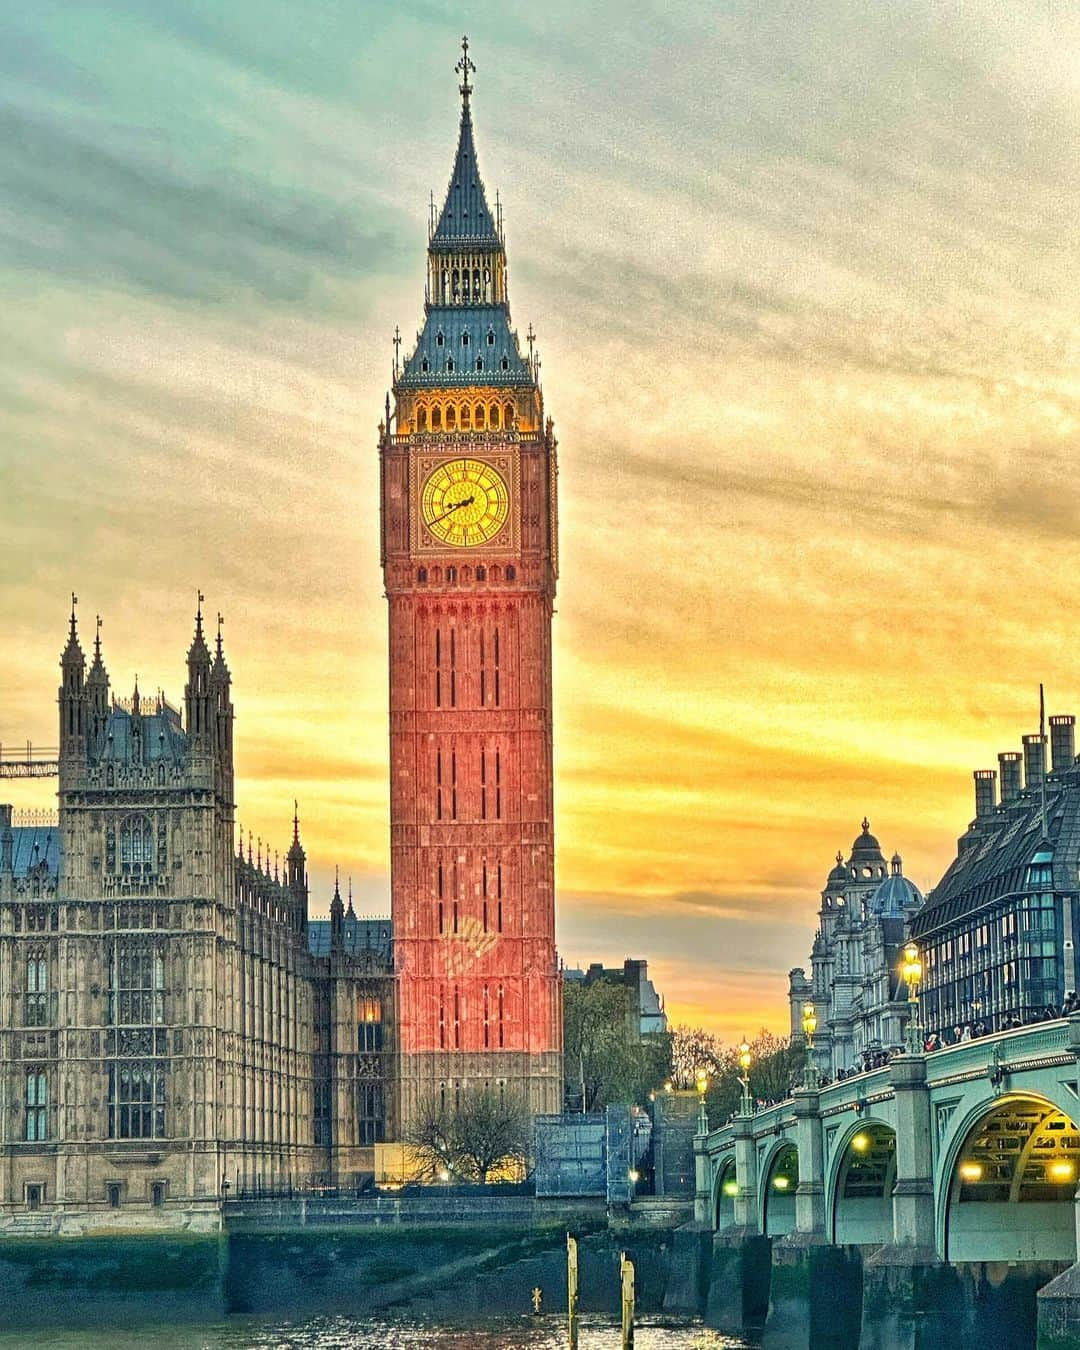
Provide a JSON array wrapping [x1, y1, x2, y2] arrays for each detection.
[[406, 1086, 530, 1184], [670, 1024, 725, 1089]]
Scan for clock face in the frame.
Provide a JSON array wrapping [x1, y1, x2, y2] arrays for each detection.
[[420, 458, 510, 548]]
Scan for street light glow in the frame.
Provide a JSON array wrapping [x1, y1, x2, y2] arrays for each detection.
[[958, 1161, 982, 1182], [852, 1133, 869, 1152]]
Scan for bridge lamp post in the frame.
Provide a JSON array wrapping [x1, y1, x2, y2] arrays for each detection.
[[801, 1001, 819, 1089], [738, 1040, 753, 1116], [695, 1066, 710, 1135], [902, 941, 923, 1054]]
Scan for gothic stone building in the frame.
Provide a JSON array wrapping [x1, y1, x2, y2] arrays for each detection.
[[788, 819, 925, 1076], [0, 607, 395, 1233], [381, 43, 563, 1128]]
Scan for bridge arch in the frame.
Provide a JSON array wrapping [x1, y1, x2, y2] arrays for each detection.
[[937, 1090, 1080, 1263], [827, 1117, 896, 1247], [760, 1138, 799, 1237], [713, 1155, 737, 1231]]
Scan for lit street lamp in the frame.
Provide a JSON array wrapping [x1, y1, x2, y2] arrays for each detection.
[[695, 1065, 710, 1135], [902, 940, 923, 1054], [738, 1039, 753, 1116], [801, 1001, 819, 1088]]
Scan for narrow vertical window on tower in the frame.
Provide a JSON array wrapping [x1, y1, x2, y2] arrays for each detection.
[[497, 984, 505, 1048], [436, 748, 444, 820], [481, 749, 488, 820], [483, 985, 490, 1048], [449, 628, 457, 707], [25, 1069, 48, 1141], [437, 860, 445, 933], [495, 748, 502, 820], [439, 989, 446, 1049], [435, 628, 442, 707], [494, 627, 501, 707], [482, 860, 489, 932], [451, 750, 458, 820], [497, 861, 504, 932], [454, 987, 461, 1048]]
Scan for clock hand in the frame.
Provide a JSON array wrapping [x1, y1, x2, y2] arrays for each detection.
[[429, 494, 475, 525]]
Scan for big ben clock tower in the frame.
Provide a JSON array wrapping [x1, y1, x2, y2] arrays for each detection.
[[380, 39, 563, 1132]]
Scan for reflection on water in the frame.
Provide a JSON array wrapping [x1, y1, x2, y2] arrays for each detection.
[[0, 1315, 750, 1349]]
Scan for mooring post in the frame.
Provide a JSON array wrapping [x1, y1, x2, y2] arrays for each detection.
[[567, 1232, 579, 1349], [621, 1251, 635, 1349]]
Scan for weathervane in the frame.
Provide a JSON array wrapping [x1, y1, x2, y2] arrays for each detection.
[[393, 325, 402, 378], [456, 34, 475, 104]]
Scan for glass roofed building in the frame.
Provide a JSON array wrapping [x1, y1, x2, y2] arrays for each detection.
[[911, 714, 1080, 1036]]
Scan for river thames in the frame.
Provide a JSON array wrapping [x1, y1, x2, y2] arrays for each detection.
[[0, 1317, 748, 1349]]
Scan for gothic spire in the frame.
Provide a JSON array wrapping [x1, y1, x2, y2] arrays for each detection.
[[61, 591, 84, 668], [430, 37, 501, 251]]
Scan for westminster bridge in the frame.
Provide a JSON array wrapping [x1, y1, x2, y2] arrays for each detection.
[[692, 1016, 1080, 1348]]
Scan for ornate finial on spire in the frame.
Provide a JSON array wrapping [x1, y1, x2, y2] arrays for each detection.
[[293, 799, 300, 844], [257, 836, 262, 871], [216, 612, 224, 659], [94, 614, 102, 660], [836, 850, 843, 865], [393, 325, 402, 379], [456, 33, 475, 105], [68, 591, 79, 641], [862, 816, 871, 833], [237, 824, 243, 859], [274, 850, 279, 882], [247, 830, 253, 865], [334, 864, 341, 898], [347, 876, 356, 919], [196, 589, 205, 634]]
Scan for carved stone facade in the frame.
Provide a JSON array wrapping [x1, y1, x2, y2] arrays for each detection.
[[788, 820, 925, 1076], [381, 56, 563, 1127], [0, 608, 395, 1233]]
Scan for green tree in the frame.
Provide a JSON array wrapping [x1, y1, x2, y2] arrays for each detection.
[[563, 977, 672, 1111]]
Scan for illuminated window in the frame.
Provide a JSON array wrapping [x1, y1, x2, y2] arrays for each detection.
[[357, 996, 383, 1052]]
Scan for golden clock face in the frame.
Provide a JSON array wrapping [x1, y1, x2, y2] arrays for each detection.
[[420, 458, 510, 548]]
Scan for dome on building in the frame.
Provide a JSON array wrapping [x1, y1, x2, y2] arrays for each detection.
[[868, 853, 924, 917], [849, 817, 887, 877], [825, 849, 848, 889]]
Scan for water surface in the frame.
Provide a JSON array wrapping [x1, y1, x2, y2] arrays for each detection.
[[0, 1315, 750, 1349]]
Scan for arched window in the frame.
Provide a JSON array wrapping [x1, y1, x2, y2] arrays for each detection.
[[446, 357, 455, 373], [432, 406, 442, 431], [120, 815, 154, 876], [436, 330, 445, 347], [25, 949, 48, 1026], [486, 328, 495, 346], [506, 565, 516, 582], [446, 404, 456, 430], [490, 565, 501, 583], [417, 406, 428, 432], [451, 270, 460, 301], [417, 567, 428, 584], [490, 402, 500, 430], [25, 1070, 48, 1141], [461, 330, 469, 347], [446, 566, 457, 584], [475, 403, 486, 430], [501, 357, 509, 371], [475, 357, 484, 372], [460, 404, 472, 430], [473, 268, 480, 296], [504, 401, 515, 428], [108, 937, 166, 1026], [421, 358, 430, 373], [357, 995, 383, 1052], [483, 270, 492, 300], [475, 565, 487, 582]]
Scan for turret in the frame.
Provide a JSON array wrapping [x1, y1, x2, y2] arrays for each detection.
[[85, 614, 110, 743], [209, 612, 234, 786], [330, 867, 344, 952], [58, 592, 86, 761], [0, 804, 13, 900], [184, 591, 213, 748]]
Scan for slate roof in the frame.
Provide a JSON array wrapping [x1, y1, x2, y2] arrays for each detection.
[[869, 871, 924, 918], [911, 765, 1080, 939], [11, 826, 60, 879], [97, 706, 187, 764], [430, 103, 502, 251], [307, 917, 393, 962], [398, 305, 532, 390]]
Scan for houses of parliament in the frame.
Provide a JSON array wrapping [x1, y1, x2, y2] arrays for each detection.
[[0, 42, 563, 1233]]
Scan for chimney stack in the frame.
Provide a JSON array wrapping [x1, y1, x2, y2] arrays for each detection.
[[999, 752, 1022, 803], [1023, 734, 1046, 793], [973, 770, 997, 819], [1050, 715, 1076, 773]]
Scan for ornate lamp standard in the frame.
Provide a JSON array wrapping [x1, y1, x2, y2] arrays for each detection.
[[695, 1065, 710, 1135], [902, 940, 923, 1053], [801, 1000, 819, 1088], [737, 1039, 753, 1115]]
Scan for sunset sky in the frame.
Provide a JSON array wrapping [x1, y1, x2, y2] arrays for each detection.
[[3, 2, 1079, 1040]]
